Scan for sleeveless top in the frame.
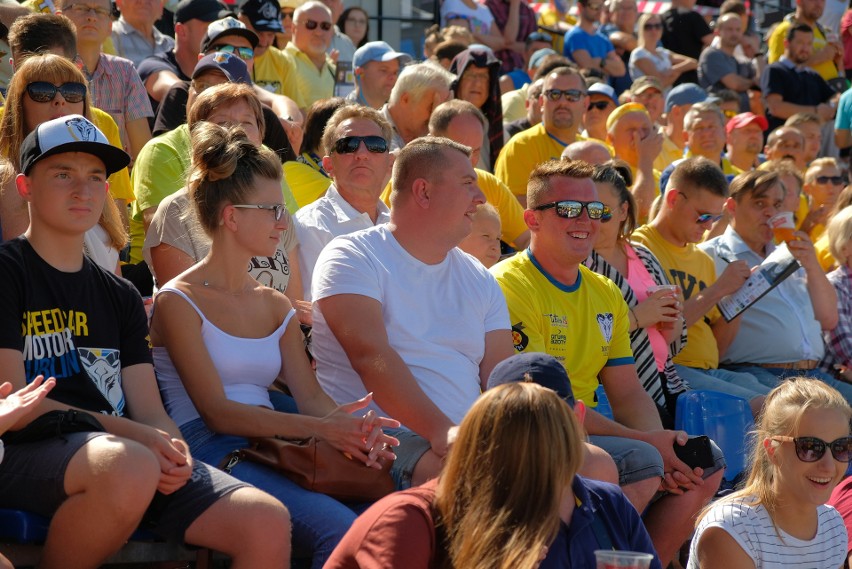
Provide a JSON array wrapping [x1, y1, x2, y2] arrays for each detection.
[[153, 286, 294, 427]]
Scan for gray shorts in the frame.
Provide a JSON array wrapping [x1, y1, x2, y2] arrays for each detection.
[[0, 431, 247, 540], [384, 427, 432, 490]]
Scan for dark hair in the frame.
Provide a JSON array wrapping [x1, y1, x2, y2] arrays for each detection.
[[187, 123, 282, 234], [719, 0, 747, 16], [728, 169, 784, 203], [301, 97, 348, 155], [669, 157, 729, 198], [8, 14, 77, 62], [435, 40, 469, 63], [532, 56, 576, 81], [786, 23, 813, 42], [593, 160, 636, 239], [337, 7, 369, 48]]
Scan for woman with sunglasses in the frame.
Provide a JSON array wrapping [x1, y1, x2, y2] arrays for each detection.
[[803, 157, 847, 242], [151, 121, 399, 569], [0, 53, 127, 273], [629, 13, 696, 87], [689, 377, 851, 568]]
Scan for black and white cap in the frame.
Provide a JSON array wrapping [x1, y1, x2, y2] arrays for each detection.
[[20, 115, 130, 176]]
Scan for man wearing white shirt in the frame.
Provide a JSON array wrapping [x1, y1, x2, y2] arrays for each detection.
[[295, 105, 393, 299]]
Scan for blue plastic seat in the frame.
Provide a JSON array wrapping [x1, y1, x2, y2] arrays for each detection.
[[675, 390, 754, 482], [594, 384, 614, 420], [0, 509, 160, 544]]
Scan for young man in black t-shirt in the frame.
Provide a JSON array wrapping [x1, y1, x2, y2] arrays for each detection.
[[0, 115, 289, 568]]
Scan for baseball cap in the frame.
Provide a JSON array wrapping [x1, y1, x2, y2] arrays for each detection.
[[588, 82, 618, 106], [192, 51, 252, 84], [630, 75, 663, 96], [725, 111, 769, 135], [20, 115, 130, 176], [200, 16, 259, 53], [174, 0, 231, 24], [238, 0, 283, 32], [664, 83, 707, 113], [486, 353, 575, 408], [528, 47, 557, 70], [353, 41, 412, 70]]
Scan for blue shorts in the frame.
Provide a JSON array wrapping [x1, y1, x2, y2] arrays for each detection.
[[383, 427, 432, 490]]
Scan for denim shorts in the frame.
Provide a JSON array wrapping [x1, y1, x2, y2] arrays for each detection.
[[383, 427, 432, 490]]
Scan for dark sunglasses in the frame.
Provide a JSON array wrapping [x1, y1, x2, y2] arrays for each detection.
[[210, 44, 254, 61], [280, 9, 294, 19], [545, 88, 586, 102], [677, 191, 724, 224], [26, 81, 87, 104], [332, 135, 388, 154], [534, 200, 610, 220], [587, 100, 611, 111], [772, 435, 852, 462], [643, 22, 663, 30], [304, 19, 333, 31], [232, 203, 286, 221], [816, 175, 848, 186]]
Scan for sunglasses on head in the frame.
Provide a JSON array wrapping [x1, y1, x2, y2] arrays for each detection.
[[231, 203, 286, 221], [545, 88, 585, 102], [816, 175, 847, 186], [332, 135, 388, 154], [643, 22, 663, 30], [304, 19, 333, 31], [534, 200, 611, 221], [772, 435, 852, 462], [26, 81, 87, 104], [587, 100, 611, 111], [210, 44, 254, 61]]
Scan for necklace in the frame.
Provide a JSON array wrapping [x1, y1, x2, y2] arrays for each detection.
[[201, 279, 255, 296]]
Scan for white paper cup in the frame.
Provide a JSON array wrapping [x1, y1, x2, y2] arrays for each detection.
[[595, 550, 655, 569]]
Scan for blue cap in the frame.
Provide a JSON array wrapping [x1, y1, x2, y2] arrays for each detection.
[[353, 41, 412, 69], [588, 82, 618, 106], [486, 353, 575, 408], [192, 51, 252, 84], [529, 47, 558, 70], [665, 83, 707, 114]]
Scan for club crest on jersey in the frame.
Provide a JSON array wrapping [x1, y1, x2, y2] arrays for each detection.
[[511, 322, 529, 352], [596, 313, 613, 343]]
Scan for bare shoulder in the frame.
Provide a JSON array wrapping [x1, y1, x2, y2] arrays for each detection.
[[694, 526, 756, 569]]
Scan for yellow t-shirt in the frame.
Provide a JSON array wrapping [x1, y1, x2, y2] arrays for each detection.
[[814, 231, 836, 272], [654, 132, 684, 174], [90, 108, 133, 203], [252, 45, 294, 96], [632, 224, 721, 369], [495, 123, 581, 197], [490, 250, 634, 407], [767, 19, 839, 82], [283, 156, 332, 208], [536, 9, 575, 54], [282, 43, 335, 110], [501, 84, 529, 124]]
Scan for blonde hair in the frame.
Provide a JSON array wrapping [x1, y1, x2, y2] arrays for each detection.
[[701, 378, 852, 524], [827, 206, 852, 264], [434, 383, 584, 569], [804, 157, 841, 185], [637, 13, 662, 49], [472, 202, 500, 225]]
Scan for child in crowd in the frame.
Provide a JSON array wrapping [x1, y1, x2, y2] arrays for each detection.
[[458, 203, 502, 268]]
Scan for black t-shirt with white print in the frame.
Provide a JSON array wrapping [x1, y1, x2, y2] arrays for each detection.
[[0, 237, 152, 416]]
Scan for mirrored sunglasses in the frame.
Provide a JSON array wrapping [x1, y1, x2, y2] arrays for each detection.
[[332, 135, 388, 154], [210, 44, 254, 61], [545, 88, 586, 102], [534, 200, 610, 220], [772, 435, 852, 462], [26, 81, 87, 104]]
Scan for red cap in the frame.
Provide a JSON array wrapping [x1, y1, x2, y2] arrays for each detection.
[[726, 112, 769, 135]]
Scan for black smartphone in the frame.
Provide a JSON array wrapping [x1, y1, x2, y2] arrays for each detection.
[[674, 435, 714, 469]]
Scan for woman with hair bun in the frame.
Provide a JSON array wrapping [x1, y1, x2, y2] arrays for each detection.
[[150, 122, 399, 568]]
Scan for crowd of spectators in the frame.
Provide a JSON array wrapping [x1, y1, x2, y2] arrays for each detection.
[[6, 0, 852, 566]]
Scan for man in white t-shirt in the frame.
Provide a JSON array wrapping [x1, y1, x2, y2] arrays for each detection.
[[311, 137, 514, 489]]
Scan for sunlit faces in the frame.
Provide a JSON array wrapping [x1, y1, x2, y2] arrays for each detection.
[[583, 94, 616, 137], [727, 123, 764, 155], [607, 110, 652, 167], [441, 113, 485, 168], [241, 18, 275, 57], [229, 174, 288, 257], [729, 183, 784, 252], [798, 0, 826, 22], [405, 86, 452, 139], [357, 58, 401, 106], [457, 65, 491, 109], [593, 180, 628, 249], [114, 0, 163, 27], [294, 6, 333, 58], [18, 152, 109, 236], [670, 188, 725, 245], [429, 147, 485, 246], [686, 112, 726, 160], [540, 72, 587, 134], [530, 176, 600, 264], [785, 29, 814, 65], [795, 121, 822, 164], [715, 14, 743, 50], [342, 8, 368, 46], [778, 172, 804, 214], [769, 406, 849, 510], [806, 163, 845, 208], [458, 207, 502, 268], [765, 129, 806, 170], [323, 117, 392, 195], [61, 0, 112, 44], [632, 88, 663, 123], [179, 18, 213, 54], [22, 80, 86, 133], [208, 35, 256, 73], [205, 97, 262, 145]]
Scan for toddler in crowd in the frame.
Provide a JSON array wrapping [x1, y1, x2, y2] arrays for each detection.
[[458, 203, 502, 268]]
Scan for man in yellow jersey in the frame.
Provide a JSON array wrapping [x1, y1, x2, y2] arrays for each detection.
[[490, 159, 723, 567]]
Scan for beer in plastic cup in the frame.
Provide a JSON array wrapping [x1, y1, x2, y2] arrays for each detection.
[[769, 212, 796, 244], [595, 550, 655, 569], [646, 284, 678, 330]]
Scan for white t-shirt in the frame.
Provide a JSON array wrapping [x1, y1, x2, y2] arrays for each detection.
[[629, 47, 673, 81], [688, 496, 848, 569], [440, 0, 495, 36], [311, 224, 510, 425]]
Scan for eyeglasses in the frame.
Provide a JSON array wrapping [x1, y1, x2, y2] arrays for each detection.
[[303, 19, 333, 31], [332, 135, 388, 154], [643, 22, 663, 30], [209, 44, 254, 61], [232, 203, 286, 221], [26, 81, 87, 104], [64, 3, 111, 17], [533, 200, 610, 220], [544, 88, 586, 102], [676, 191, 724, 225], [587, 100, 611, 111], [280, 10, 294, 20], [772, 435, 852, 463], [816, 175, 848, 186], [346, 16, 368, 25]]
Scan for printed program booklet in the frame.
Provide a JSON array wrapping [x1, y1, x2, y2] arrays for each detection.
[[717, 243, 800, 322]]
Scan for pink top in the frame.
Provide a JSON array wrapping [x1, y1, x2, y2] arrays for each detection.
[[625, 244, 668, 372]]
